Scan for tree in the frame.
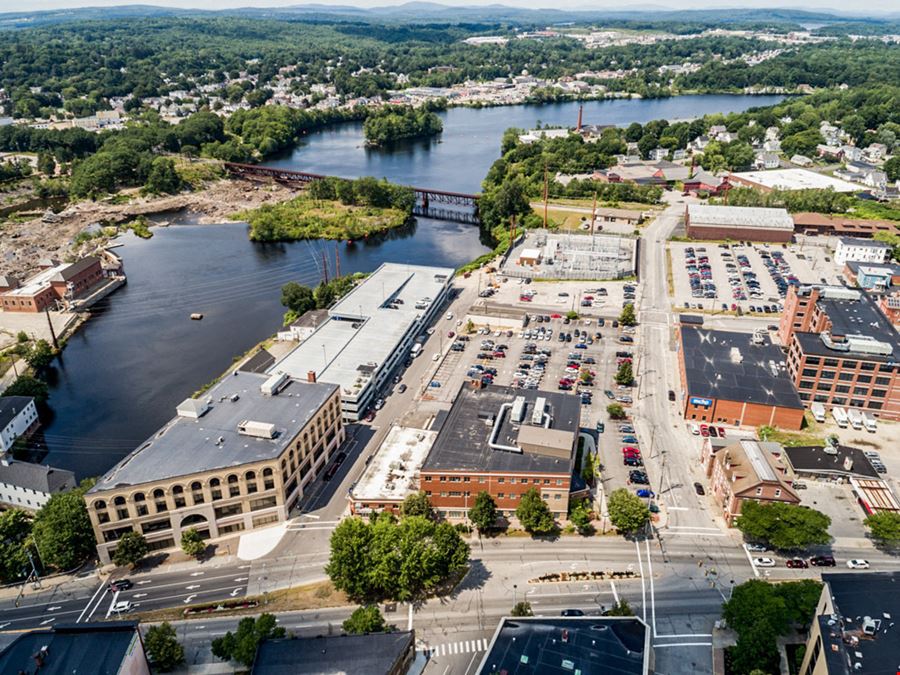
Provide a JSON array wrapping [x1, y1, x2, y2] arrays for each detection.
[[143, 622, 185, 672], [618, 303, 637, 327], [864, 511, 900, 547], [873, 232, 900, 262], [325, 517, 373, 600], [884, 156, 900, 182], [31, 480, 94, 569], [606, 403, 626, 420], [511, 601, 533, 617], [565, 310, 579, 320], [607, 488, 650, 533], [515, 488, 555, 535], [468, 491, 499, 533], [37, 152, 56, 176], [144, 157, 182, 194], [24, 339, 55, 370], [605, 599, 633, 616], [112, 531, 149, 567], [343, 605, 387, 634], [180, 527, 206, 557], [0, 509, 32, 583], [280, 281, 315, 315], [614, 362, 634, 386], [400, 491, 434, 520], [735, 501, 831, 551], [569, 499, 594, 534], [3, 375, 50, 405], [212, 614, 286, 667]]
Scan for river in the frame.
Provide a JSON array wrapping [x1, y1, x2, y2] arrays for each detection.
[[35, 94, 783, 478]]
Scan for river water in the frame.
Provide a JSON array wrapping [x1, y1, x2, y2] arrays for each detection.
[[36, 94, 783, 477]]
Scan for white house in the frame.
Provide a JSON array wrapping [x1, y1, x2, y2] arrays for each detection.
[[0, 456, 76, 511], [0, 396, 39, 452], [834, 237, 891, 265]]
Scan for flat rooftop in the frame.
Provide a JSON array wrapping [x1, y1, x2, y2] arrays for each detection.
[[838, 237, 889, 249], [252, 632, 415, 675], [729, 168, 861, 193], [784, 445, 879, 479], [0, 622, 142, 675], [271, 263, 452, 399], [680, 327, 804, 410], [90, 372, 337, 492], [423, 385, 580, 474], [350, 426, 436, 504], [477, 617, 649, 675], [687, 204, 794, 231], [819, 572, 900, 675], [4, 263, 66, 296], [795, 291, 900, 361]]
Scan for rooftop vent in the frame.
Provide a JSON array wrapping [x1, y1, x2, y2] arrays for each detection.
[[176, 397, 211, 419], [729, 347, 743, 364], [260, 372, 289, 396], [237, 420, 277, 439], [511, 396, 527, 423], [531, 397, 547, 425]]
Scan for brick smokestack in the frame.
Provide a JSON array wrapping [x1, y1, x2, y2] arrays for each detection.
[[307, 370, 317, 383], [576, 105, 583, 132]]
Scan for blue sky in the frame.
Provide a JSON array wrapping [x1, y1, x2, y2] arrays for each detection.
[[0, 0, 897, 13]]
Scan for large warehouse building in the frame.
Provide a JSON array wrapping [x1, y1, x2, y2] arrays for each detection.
[[676, 326, 806, 429], [684, 204, 795, 242]]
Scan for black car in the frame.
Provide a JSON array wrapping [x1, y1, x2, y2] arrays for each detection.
[[623, 457, 643, 467], [561, 609, 585, 617], [398, 384, 407, 393], [693, 482, 706, 496], [668, 390, 676, 401], [108, 579, 133, 592], [810, 555, 836, 567]]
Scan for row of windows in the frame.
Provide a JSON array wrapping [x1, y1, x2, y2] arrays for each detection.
[[427, 491, 563, 501], [424, 475, 563, 486], [798, 380, 887, 398], [804, 356, 892, 372]]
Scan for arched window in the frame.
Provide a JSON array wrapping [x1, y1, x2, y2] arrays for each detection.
[[227, 474, 240, 498], [153, 488, 168, 514], [172, 485, 184, 494], [245, 470, 256, 480], [227, 474, 239, 483], [262, 468, 274, 477], [133, 492, 145, 502], [246, 470, 258, 495], [113, 496, 126, 506], [190, 481, 202, 491], [263, 467, 275, 490], [94, 500, 107, 511], [209, 478, 220, 487], [209, 477, 223, 501], [132, 491, 148, 516], [172, 484, 186, 508], [153, 488, 165, 499]]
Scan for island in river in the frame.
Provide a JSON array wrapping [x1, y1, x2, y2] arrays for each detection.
[[234, 176, 416, 241], [362, 105, 444, 146]]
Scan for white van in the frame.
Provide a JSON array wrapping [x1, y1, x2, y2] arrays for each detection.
[[832, 407, 848, 428], [847, 408, 864, 430], [810, 402, 826, 424], [410, 343, 423, 358], [862, 412, 877, 433]]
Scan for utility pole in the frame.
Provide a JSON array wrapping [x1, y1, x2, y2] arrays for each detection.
[[335, 243, 341, 279], [44, 308, 59, 351], [590, 192, 598, 239], [542, 165, 549, 229], [321, 250, 329, 284]]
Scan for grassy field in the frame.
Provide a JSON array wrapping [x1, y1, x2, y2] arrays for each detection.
[[234, 195, 410, 241]]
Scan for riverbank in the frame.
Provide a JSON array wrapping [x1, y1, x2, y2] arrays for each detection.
[[0, 177, 296, 280]]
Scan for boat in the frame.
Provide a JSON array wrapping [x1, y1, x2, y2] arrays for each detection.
[[190, 313, 204, 320]]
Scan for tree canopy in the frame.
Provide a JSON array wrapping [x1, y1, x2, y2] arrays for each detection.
[[864, 511, 900, 547], [515, 488, 556, 534], [112, 531, 149, 567], [211, 614, 286, 667], [736, 501, 831, 551], [469, 491, 499, 532], [31, 479, 96, 570], [607, 488, 650, 533], [143, 623, 185, 672], [342, 605, 388, 634]]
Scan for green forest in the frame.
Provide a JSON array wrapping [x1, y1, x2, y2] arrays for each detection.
[[363, 105, 444, 145]]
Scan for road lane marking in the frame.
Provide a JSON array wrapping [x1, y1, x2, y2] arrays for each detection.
[[47, 606, 62, 611], [104, 591, 120, 620], [76, 580, 107, 623], [185, 585, 201, 590], [0, 623, 10, 629], [184, 595, 197, 604], [40, 618, 55, 625], [189, 572, 205, 577], [610, 581, 619, 604], [136, 580, 153, 585], [134, 593, 148, 599], [742, 545, 761, 578], [653, 642, 713, 648], [230, 588, 242, 597], [645, 538, 657, 638], [233, 577, 248, 582], [655, 633, 713, 639], [635, 541, 647, 625]]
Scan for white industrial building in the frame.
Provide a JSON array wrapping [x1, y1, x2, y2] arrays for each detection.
[[834, 237, 891, 265], [0, 396, 39, 452], [270, 263, 453, 420]]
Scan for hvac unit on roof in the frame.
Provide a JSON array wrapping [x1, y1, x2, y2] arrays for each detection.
[[511, 396, 527, 423], [237, 420, 277, 439], [532, 397, 547, 425]]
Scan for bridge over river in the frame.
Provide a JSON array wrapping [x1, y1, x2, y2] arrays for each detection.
[[224, 162, 481, 224]]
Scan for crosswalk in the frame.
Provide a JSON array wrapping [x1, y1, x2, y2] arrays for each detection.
[[420, 637, 489, 658]]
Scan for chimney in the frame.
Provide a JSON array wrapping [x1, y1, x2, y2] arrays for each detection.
[[307, 370, 317, 383], [576, 105, 583, 132]]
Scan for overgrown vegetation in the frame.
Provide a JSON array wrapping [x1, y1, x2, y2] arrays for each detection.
[[363, 103, 444, 145]]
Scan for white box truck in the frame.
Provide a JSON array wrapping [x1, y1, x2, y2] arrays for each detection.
[[862, 412, 877, 433], [810, 402, 826, 423], [847, 408, 864, 430], [832, 407, 849, 428]]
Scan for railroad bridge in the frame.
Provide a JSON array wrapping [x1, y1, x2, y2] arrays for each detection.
[[224, 162, 480, 223]]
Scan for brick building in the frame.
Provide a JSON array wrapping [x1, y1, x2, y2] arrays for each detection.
[[842, 261, 900, 290], [86, 371, 344, 564], [701, 438, 799, 525], [778, 285, 899, 420], [684, 204, 794, 243], [677, 327, 806, 430], [419, 385, 579, 523], [0, 257, 105, 312]]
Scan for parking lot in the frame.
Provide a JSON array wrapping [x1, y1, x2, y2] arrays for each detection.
[[474, 276, 636, 320], [670, 241, 843, 314]]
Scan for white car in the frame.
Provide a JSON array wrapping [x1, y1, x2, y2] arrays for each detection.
[[432, 353, 441, 361], [426, 328, 435, 335], [446, 312, 453, 320], [753, 557, 776, 568], [688, 423, 700, 435], [111, 601, 134, 614], [846, 559, 870, 569]]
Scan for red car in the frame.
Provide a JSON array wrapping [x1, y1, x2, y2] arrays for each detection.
[[621, 446, 640, 454], [786, 558, 809, 569], [717, 427, 726, 438], [493, 351, 506, 358], [699, 424, 710, 437]]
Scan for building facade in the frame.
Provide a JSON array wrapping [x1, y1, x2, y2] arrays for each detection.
[[0, 457, 76, 511], [684, 204, 794, 243], [86, 373, 344, 563], [0, 257, 105, 312], [0, 396, 40, 452], [779, 285, 899, 420], [834, 237, 890, 265]]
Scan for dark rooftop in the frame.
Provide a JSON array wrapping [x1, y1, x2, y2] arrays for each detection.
[[814, 292, 900, 359], [0, 395, 33, 430], [784, 445, 879, 479], [422, 385, 580, 474], [678, 314, 705, 326], [51, 256, 100, 282], [251, 631, 415, 675], [679, 327, 804, 410], [0, 622, 144, 675], [819, 572, 900, 675], [477, 617, 649, 675], [0, 460, 75, 495], [239, 348, 276, 374]]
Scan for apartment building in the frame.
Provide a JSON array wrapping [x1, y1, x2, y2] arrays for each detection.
[[779, 285, 899, 420], [834, 237, 891, 265], [86, 371, 344, 564], [419, 385, 580, 523], [702, 438, 799, 525]]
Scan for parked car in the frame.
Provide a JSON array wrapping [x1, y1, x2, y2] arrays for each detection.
[[374, 398, 385, 410], [846, 559, 870, 569], [621, 435, 638, 444], [809, 555, 836, 567], [398, 384, 407, 394], [688, 423, 700, 435], [753, 557, 776, 568], [560, 609, 585, 616], [693, 482, 705, 496], [604, 390, 615, 400], [624, 457, 643, 467], [745, 543, 768, 553], [635, 489, 655, 498], [699, 424, 709, 437], [668, 390, 676, 401], [786, 558, 809, 569]]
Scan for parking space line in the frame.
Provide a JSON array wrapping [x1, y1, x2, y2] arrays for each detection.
[[743, 545, 761, 578]]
